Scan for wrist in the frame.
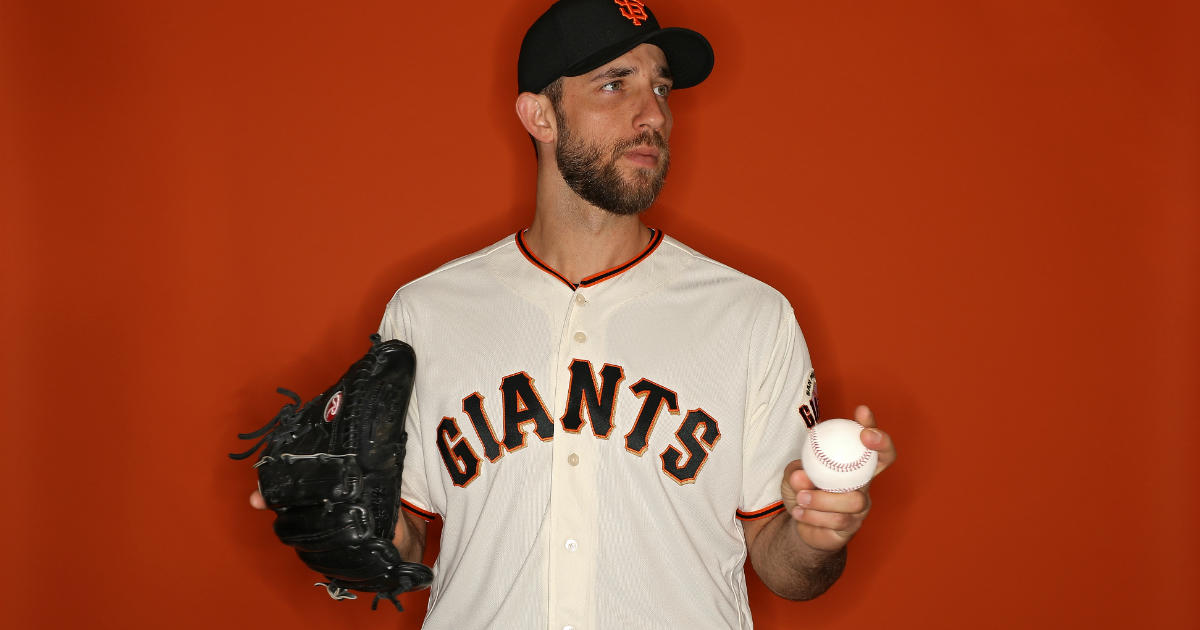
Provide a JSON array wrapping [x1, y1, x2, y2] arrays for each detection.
[[750, 512, 847, 600]]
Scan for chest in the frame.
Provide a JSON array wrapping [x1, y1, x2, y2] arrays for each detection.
[[411, 287, 755, 492]]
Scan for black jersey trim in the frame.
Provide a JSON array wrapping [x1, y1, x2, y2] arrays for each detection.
[[516, 230, 575, 289], [736, 502, 785, 521], [515, 229, 663, 290], [400, 499, 438, 521], [580, 228, 664, 287]]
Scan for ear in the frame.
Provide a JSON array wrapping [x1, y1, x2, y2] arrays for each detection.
[[515, 92, 557, 145]]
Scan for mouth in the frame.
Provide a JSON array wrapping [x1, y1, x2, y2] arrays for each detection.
[[622, 146, 661, 168]]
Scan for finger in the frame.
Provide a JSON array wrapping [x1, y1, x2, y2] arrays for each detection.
[[787, 466, 817, 493], [860, 427, 897, 475], [784, 458, 804, 478], [249, 489, 267, 510], [798, 488, 870, 516], [854, 404, 876, 428], [791, 505, 864, 533], [795, 521, 855, 551]]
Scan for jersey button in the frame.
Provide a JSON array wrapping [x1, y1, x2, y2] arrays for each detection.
[[574, 293, 587, 305], [565, 539, 578, 552], [567, 453, 579, 466], [573, 331, 587, 343]]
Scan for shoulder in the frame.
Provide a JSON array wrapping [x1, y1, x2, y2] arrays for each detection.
[[657, 235, 794, 315], [384, 234, 518, 310]]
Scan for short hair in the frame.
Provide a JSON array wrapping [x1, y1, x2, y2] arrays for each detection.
[[542, 77, 563, 110]]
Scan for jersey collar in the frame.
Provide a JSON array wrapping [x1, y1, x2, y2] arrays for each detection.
[[515, 228, 665, 290]]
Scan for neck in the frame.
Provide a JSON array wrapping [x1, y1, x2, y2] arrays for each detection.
[[525, 167, 652, 285]]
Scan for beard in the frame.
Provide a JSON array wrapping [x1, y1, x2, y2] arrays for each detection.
[[555, 117, 670, 216]]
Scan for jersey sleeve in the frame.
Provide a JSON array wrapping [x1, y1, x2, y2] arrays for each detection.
[[379, 292, 437, 521], [737, 295, 816, 521]]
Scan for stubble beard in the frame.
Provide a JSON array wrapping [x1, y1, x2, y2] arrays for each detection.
[[554, 115, 671, 216]]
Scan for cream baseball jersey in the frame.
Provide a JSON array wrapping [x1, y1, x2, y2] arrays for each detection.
[[378, 231, 818, 630]]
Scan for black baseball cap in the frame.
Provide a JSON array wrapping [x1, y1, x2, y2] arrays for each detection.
[[518, 0, 714, 94]]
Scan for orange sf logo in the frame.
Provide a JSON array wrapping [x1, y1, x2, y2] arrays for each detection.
[[614, 0, 648, 26]]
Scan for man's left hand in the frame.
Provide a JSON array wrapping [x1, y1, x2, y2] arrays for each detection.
[[779, 404, 896, 552]]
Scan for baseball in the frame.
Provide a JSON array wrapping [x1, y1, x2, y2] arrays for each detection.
[[800, 418, 878, 493]]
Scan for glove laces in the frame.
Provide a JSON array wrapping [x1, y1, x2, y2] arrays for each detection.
[[227, 388, 302, 460]]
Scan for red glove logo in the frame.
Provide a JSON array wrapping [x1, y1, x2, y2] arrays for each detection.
[[324, 391, 343, 422]]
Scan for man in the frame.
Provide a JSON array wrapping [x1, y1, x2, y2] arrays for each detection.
[[253, 1, 896, 627]]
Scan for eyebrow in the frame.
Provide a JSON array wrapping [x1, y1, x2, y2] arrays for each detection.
[[589, 64, 674, 82]]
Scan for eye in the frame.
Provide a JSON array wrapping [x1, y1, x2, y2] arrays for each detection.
[[601, 80, 622, 92], [653, 84, 671, 97]]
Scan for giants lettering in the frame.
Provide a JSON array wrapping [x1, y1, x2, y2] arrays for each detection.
[[438, 360, 723, 488], [624, 378, 678, 455], [560, 360, 624, 437], [799, 404, 817, 429], [463, 392, 503, 461], [499, 372, 554, 451], [660, 409, 721, 484], [435, 416, 480, 487]]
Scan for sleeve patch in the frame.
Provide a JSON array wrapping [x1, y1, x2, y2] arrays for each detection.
[[798, 370, 819, 429]]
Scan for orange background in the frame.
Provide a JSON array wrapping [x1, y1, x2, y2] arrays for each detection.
[[3, 0, 1197, 628]]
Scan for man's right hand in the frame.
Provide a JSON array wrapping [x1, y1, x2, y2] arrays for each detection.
[[253, 488, 426, 563]]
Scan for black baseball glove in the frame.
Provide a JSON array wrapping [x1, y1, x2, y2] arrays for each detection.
[[230, 334, 433, 610]]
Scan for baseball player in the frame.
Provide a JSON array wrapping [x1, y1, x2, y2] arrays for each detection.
[[251, 1, 896, 627]]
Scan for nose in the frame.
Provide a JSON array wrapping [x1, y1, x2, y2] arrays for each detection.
[[632, 86, 669, 134]]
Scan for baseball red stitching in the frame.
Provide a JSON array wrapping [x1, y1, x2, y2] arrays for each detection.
[[808, 429, 873, 473]]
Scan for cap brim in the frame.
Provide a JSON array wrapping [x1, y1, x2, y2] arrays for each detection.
[[563, 26, 714, 90]]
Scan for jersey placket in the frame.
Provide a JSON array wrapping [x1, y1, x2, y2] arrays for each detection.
[[546, 287, 601, 630]]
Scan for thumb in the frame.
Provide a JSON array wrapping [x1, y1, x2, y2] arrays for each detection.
[[782, 459, 815, 494], [249, 489, 267, 510]]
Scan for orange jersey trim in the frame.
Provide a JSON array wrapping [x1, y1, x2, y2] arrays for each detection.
[[736, 502, 785, 521], [401, 499, 438, 521], [516, 229, 665, 290]]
